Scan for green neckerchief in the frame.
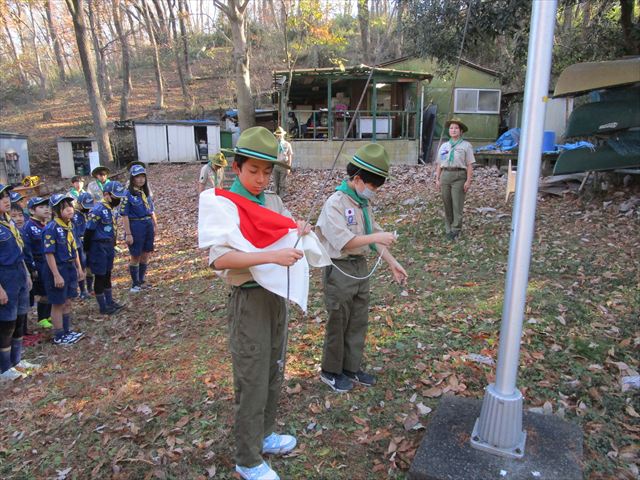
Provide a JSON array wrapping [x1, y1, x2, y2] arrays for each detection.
[[448, 137, 464, 164], [230, 177, 265, 206], [336, 179, 377, 253], [70, 187, 83, 198], [97, 179, 111, 191]]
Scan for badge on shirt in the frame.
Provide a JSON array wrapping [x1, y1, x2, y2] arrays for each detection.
[[345, 208, 356, 226]]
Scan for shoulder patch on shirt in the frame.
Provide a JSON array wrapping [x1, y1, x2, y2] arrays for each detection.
[[345, 208, 357, 225]]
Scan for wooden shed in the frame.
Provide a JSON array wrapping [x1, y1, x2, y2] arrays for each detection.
[[0, 132, 31, 184], [57, 136, 98, 178], [134, 120, 221, 163]]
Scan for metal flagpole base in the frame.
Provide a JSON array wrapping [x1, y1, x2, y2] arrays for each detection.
[[470, 384, 526, 459]]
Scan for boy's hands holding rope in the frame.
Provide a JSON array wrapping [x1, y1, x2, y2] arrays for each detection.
[[273, 248, 304, 267], [296, 220, 312, 236]]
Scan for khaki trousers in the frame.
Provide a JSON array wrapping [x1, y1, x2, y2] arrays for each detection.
[[321, 257, 370, 374], [273, 166, 288, 196], [228, 286, 286, 467], [440, 169, 467, 233]]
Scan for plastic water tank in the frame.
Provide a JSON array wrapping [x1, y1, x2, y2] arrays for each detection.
[[542, 131, 556, 152]]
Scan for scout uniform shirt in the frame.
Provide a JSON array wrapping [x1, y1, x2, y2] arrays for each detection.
[[87, 179, 110, 202], [42, 219, 78, 264], [0, 215, 25, 266], [199, 163, 225, 190], [86, 201, 117, 241], [209, 186, 291, 286], [121, 188, 154, 218], [72, 210, 88, 242], [22, 218, 46, 270], [315, 186, 383, 259], [437, 139, 476, 168]]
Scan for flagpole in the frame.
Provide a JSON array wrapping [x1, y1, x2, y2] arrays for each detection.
[[470, 0, 558, 458]]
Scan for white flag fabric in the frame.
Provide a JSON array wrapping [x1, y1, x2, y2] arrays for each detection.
[[198, 188, 331, 312]]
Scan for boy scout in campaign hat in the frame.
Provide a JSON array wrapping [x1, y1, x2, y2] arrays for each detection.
[[315, 143, 408, 393], [87, 166, 111, 202], [273, 126, 293, 197], [209, 126, 306, 480], [197, 152, 228, 193]]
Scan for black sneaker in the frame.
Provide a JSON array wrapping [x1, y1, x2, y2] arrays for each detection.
[[344, 369, 377, 387], [320, 370, 353, 393]]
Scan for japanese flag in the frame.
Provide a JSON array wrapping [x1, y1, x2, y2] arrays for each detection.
[[198, 188, 331, 312]]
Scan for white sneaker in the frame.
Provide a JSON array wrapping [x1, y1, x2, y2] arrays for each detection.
[[262, 432, 297, 455], [0, 367, 26, 382], [15, 359, 41, 370], [130, 285, 142, 293], [235, 462, 279, 480]]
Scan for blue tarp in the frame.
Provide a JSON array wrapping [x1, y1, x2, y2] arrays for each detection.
[[476, 128, 595, 154], [475, 128, 521, 152]]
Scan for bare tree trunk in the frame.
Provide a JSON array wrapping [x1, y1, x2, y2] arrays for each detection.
[[26, 2, 47, 97], [65, 0, 114, 166], [214, 0, 254, 130], [113, 0, 132, 120], [124, 4, 141, 52], [151, 0, 169, 43], [620, 0, 640, 55], [0, 11, 27, 83], [87, 0, 112, 101], [177, 0, 191, 82], [168, 0, 193, 108], [394, 0, 405, 58], [357, 0, 370, 64], [45, 0, 67, 83], [141, 0, 165, 109]]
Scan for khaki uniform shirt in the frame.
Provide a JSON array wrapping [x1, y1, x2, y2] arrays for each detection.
[[437, 140, 476, 168], [209, 192, 291, 286], [87, 180, 105, 202], [199, 164, 225, 189], [276, 140, 293, 167], [316, 190, 382, 259]]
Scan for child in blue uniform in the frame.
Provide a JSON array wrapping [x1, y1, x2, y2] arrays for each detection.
[[10, 191, 29, 223], [73, 192, 95, 299], [84, 181, 127, 315], [121, 165, 157, 292], [42, 194, 85, 345], [0, 185, 33, 381], [22, 197, 52, 329]]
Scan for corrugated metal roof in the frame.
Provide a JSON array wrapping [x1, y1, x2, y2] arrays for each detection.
[[0, 131, 28, 140], [274, 64, 432, 81]]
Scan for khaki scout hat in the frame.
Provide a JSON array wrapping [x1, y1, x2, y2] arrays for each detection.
[[224, 126, 290, 169], [349, 143, 390, 179], [208, 152, 228, 167], [91, 165, 110, 177], [274, 126, 286, 136], [444, 117, 468, 133]]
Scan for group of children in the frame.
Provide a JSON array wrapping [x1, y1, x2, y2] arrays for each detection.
[[0, 163, 156, 381], [202, 126, 407, 480]]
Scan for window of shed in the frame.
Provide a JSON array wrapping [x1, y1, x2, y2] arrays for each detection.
[[454, 88, 500, 114]]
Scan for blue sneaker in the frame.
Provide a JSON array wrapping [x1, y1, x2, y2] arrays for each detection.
[[262, 432, 297, 455], [235, 461, 279, 480]]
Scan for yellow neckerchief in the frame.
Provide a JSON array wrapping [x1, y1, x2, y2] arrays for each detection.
[[54, 217, 77, 257], [134, 187, 150, 211], [0, 213, 24, 250]]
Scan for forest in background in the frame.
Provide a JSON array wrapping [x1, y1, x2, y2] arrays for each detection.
[[0, 0, 638, 166]]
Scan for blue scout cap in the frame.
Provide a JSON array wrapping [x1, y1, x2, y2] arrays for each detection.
[[103, 181, 127, 198], [78, 192, 95, 210], [0, 184, 12, 196], [130, 164, 146, 176], [10, 191, 23, 203], [49, 193, 75, 207], [27, 196, 48, 209]]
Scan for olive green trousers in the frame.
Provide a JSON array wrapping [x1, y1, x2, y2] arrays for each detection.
[[321, 257, 370, 374], [228, 286, 286, 467], [440, 169, 467, 233]]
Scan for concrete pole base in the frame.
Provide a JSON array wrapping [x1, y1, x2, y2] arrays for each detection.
[[470, 383, 526, 458]]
